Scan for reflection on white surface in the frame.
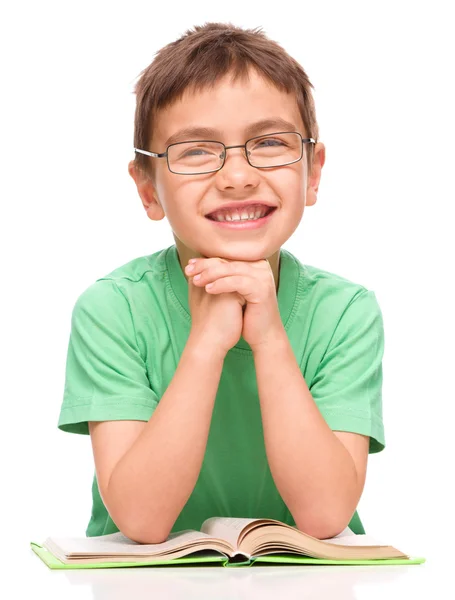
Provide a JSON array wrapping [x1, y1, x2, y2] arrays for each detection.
[[62, 564, 413, 600], [65, 563, 438, 600]]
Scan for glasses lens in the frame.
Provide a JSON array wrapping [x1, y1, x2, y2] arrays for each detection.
[[168, 141, 224, 174], [247, 133, 302, 167]]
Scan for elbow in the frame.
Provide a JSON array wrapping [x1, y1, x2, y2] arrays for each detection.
[[298, 524, 345, 540], [121, 522, 171, 545], [106, 477, 172, 544], [294, 500, 357, 540], [295, 515, 349, 540], [108, 499, 172, 544]]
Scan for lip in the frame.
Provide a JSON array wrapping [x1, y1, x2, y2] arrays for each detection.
[[205, 207, 277, 230]]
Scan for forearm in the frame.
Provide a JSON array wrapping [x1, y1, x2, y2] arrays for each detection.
[[253, 334, 360, 539], [108, 335, 225, 543]]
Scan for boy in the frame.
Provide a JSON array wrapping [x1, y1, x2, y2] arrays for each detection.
[[58, 22, 385, 544]]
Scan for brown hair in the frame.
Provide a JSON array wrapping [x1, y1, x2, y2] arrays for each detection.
[[132, 22, 319, 179]]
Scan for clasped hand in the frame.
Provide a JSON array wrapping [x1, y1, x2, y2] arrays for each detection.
[[185, 256, 284, 350]]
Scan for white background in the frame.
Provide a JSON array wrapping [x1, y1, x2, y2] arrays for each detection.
[[2, 0, 454, 592]]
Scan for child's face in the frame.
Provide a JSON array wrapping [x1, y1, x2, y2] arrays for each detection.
[[130, 68, 325, 269]]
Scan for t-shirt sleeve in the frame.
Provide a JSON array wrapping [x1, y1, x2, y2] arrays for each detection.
[[309, 289, 385, 454], [58, 279, 160, 435]]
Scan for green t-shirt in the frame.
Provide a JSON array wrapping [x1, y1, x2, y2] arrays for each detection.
[[58, 244, 385, 537]]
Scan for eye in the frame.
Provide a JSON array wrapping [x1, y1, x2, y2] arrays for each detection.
[[255, 138, 286, 148], [182, 148, 210, 157]]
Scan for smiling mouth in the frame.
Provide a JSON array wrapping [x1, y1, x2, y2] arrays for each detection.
[[206, 207, 276, 221]]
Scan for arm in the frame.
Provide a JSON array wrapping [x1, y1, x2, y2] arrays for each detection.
[[253, 333, 369, 540], [91, 335, 226, 544]]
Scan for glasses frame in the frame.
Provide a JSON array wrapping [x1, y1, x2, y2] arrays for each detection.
[[134, 131, 316, 175]]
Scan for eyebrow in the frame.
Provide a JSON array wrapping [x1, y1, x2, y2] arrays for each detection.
[[163, 118, 299, 147]]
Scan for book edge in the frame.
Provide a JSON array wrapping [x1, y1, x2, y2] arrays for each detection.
[[32, 542, 426, 569]]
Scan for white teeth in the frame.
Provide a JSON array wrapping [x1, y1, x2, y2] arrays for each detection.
[[214, 207, 270, 222]]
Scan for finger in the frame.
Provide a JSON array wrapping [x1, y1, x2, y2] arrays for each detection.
[[192, 261, 241, 286], [185, 257, 229, 276], [204, 275, 263, 303]]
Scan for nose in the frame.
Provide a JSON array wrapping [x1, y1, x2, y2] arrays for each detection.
[[215, 146, 260, 190]]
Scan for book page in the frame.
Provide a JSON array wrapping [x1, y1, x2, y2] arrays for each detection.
[[201, 517, 260, 549], [44, 529, 223, 557]]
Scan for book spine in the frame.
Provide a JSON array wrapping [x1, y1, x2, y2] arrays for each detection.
[[224, 556, 252, 568], [230, 550, 252, 559]]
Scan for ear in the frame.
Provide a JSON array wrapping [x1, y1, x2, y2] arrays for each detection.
[[128, 160, 165, 221], [306, 142, 325, 207]]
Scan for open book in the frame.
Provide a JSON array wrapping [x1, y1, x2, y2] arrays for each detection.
[[31, 516, 426, 569]]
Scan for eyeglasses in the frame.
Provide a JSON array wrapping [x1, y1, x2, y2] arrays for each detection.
[[134, 132, 315, 175]]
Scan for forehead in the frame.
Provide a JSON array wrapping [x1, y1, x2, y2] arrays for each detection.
[[152, 69, 305, 147]]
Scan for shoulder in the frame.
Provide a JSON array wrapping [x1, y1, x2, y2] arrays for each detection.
[[73, 246, 171, 312], [303, 263, 369, 300], [96, 246, 169, 288], [283, 249, 376, 311], [281, 251, 384, 358]]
